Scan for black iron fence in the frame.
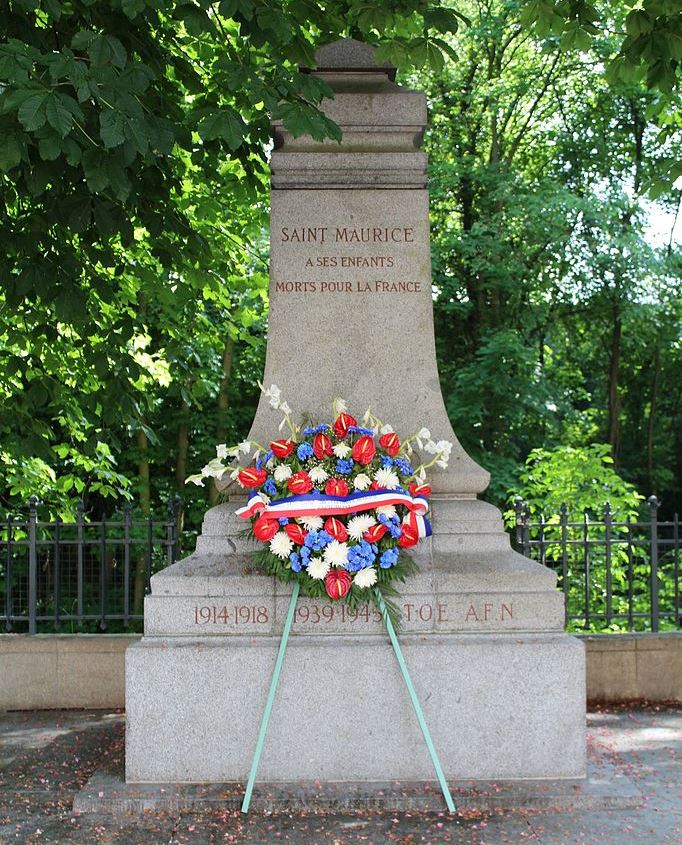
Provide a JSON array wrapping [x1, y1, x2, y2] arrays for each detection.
[[1, 497, 181, 634], [1, 496, 680, 634], [512, 496, 680, 632]]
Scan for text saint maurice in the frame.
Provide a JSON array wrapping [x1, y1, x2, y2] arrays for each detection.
[[280, 226, 415, 244]]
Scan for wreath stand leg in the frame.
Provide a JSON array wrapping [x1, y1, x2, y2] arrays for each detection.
[[241, 582, 455, 815], [374, 588, 456, 814], [241, 581, 300, 813]]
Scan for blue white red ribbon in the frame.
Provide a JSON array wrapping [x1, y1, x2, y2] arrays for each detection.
[[236, 489, 432, 538]]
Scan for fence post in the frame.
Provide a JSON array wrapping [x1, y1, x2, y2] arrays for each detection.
[[5, 515, 13, 632], [123, 502, 132, 627], [28, 496, 38, 635], [649, 495, 660, 632], [54, 515, 61, 631], [604, 502, 612, 627], [166, 497, 181, 567], [513, 496, 525, 552], [560, 503, 568, 626], [76, 500, 84, 622]]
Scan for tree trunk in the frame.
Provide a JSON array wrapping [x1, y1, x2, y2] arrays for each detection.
[[175, 398, 189, 535], [209, 336, 235, 506], [133, 425, 151, 614], [647, 345, 660, 487], [607, 303, 622, 462]]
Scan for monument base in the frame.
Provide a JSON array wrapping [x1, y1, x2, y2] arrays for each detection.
[[125, 629, 585, 783]]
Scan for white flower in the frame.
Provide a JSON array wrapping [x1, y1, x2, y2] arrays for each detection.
[[185, 474, 205, 487], [323, 541, 349, 568], [280, 401, 292, 415], [260, 493, 271, 505], [334, 397, 348, 413], [216, 444, 228, 459], [309, 465, 328, 484], [307, 557, 330, 580], [353, 567, 378, 589], [375, 505, 396, 519], [380, 424, 394, 435], [298, 515, 323, 531], [373, 468, 400, 490], [347, 514, 376, 541], [238, 440, 251, 455], [424, 439, 439, 455], [269, 532, 293, 559], [274, 465, 292, 482], [353, 473, 371, 491], [264, 384, 281, 409], [202, 458, 227, 478], [333, 443, 352, 458], [418, 427, 431, 440]]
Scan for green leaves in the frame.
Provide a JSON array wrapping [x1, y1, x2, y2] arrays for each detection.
[[0, 134, 21, 171], [18, 92, 48, 130], [100, 109, 126, 148], [197, 107, 245, 150], [46, 96, 73, 137]]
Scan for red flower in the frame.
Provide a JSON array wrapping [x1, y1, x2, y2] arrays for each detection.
[[325, 569, 352, 600], [364, 523, 388, 543], [325, 478, 349, 497], [352, 435, 376, 465], [379, 432, 401, 457], [270, 439, 294, 459], [313, 433, 333, 460], [398, 520, 419, 548], [285, 523, 307, 545], [253, 517, 279, 542], [333, 413, 357, 438], [238, 467, 268, 488], [288, 471, 313, 495], [324, 517, 348, 542], [409, 482, 432, 498]]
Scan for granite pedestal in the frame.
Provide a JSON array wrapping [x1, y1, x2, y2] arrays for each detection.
[[125, 39, 585, 787]]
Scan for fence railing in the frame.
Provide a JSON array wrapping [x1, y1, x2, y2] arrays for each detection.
[[512, 495, 680, 632], [2, 496, 679, 634], [1, 497, 181, 634]]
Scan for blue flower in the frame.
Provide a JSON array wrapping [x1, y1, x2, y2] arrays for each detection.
[[263, 479, 277, 496], [336, 458, 354, 475], [303, 424, 329, 436], [380, 548, 400, 569], [289, 552, 302, 572], [278, 517, 289, 526], [394, 458, 414, 476], [297, 442, 314, 460], [348, 425, 375, 437], [389, 524, 402, 539], [378, 514, 390, 526], [300, 546, 311, 565], [304, 529, 332, 551], [381, 456, 395, 468], [346, 540, 377, 572], [263, 450, 274, 463]]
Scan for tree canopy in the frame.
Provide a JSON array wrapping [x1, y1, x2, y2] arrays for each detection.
[[1, 0, 680, 531]]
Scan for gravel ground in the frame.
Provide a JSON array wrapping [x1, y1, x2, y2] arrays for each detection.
[[0, 705, 680, 844]]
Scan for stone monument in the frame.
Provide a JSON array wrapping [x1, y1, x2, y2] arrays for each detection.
[[126, 39, 585, 785]]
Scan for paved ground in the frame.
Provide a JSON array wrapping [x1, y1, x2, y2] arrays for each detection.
[[0, 705, 680, 844]]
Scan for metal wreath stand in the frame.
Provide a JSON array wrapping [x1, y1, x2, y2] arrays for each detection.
[[241, 582, 456, 813]]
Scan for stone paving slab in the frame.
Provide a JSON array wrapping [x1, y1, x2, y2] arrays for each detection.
[[0, 705, 680, 844]]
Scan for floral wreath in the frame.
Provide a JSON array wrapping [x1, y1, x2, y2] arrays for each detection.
[[189, 385, 453, 621]]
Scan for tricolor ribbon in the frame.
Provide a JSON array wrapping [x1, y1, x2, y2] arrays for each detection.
[[236, 489, 432, 538]]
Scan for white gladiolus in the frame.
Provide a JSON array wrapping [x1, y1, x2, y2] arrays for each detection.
[[418, 427, 431, 440], [238, 440, 251, 454], [333, 443, 352, 458], [280, 401, 292, 415], [216, 444, 228, 459], [185, 474, 205, 486], [347, 514, 376, 541], [380, 424, 394, 435], [298, 515, 324, 531], [373, 468, 400, 490], [334, 397, 347, 413], [309, 466, 328, 483], [354, 567, 378, 589], [307, 557, 330, 580], [323, 541, 349, 568], [269, 532, 293, 559], [264, 384, 282, 409], [274, 465, 292, 482], [353, 473, 371, 491]]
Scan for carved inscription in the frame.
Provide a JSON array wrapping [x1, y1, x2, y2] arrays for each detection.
[[276, 222, 422, 294], [193, 605, 269, 625], [191, 600, 515, 627]]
